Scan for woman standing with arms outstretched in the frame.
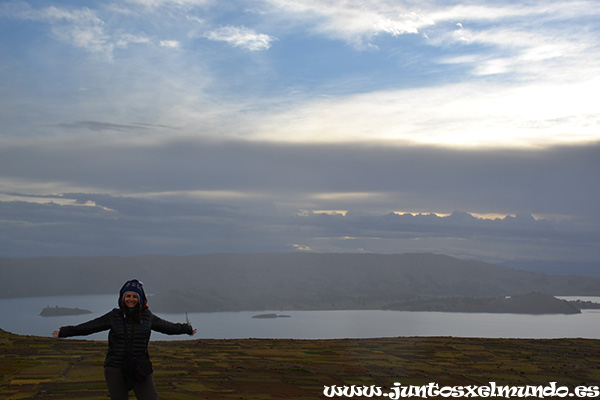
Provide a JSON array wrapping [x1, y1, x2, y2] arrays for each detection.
[[53, 279, 196, 400]]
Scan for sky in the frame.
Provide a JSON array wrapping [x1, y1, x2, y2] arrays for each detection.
[[0, 0, 599, 270]]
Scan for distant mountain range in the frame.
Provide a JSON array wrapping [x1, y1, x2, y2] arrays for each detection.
[[1, 253, 599, 313]]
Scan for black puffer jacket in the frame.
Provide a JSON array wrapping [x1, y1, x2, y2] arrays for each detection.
[[58, 308, 193, 368]]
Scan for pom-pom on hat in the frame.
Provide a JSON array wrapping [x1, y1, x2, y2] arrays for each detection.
[[119, 279, 148, 309]]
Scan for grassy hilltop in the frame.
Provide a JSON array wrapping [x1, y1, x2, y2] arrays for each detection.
[[2, 329, 600, 399]]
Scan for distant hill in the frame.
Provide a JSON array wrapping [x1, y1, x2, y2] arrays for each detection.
[[2, 253, 599, 312]]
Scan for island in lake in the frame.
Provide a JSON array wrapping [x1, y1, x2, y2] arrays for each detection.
[[40, 306, 92, 317]]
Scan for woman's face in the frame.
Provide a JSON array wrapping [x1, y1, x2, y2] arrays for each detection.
[[123, 291, 139, 308]]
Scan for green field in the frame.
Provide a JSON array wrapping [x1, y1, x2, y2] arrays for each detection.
[[2, 328, 599, 399]]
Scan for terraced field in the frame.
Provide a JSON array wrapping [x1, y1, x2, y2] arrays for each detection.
[[2, 328, 600, 399]]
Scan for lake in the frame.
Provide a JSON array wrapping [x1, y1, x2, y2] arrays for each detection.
[[1, 294, 599, 341]]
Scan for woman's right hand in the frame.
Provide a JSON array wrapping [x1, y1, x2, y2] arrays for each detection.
[[52, 330, 60, 338]]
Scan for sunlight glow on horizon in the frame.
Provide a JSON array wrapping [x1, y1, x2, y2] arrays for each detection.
[[250, 78, 600, 150]]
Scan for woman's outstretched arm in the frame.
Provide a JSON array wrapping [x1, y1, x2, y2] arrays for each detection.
[[53, 309, 115, 338], [150, 312, 196, 336]]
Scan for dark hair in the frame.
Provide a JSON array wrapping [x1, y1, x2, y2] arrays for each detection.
[[120, 301, 142, 323]]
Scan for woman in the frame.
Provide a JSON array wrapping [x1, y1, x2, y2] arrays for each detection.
[[53, 279, 197, 400]]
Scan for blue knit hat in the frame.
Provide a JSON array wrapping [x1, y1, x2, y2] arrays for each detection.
[[119, 279, 148, 309]]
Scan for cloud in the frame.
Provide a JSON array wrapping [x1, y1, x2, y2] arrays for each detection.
[[374, 13, 425, 35], [0, 2, 123, 59], [124, 0, 211, 8], [250, 78, 600, 148], [288, 210, 600, 261], [3, 0, 598, 148], [20, 4, 116, 57], [1, 138, 598, 220], [259, 0, 435, 47], [1, 0, 598, 265], [0, 1, 182, 59], [159, 39, 180, 48], [259, 0, 600, 81], [50, 121, 157, 132], [0, 192, 597, 264], [117, 33, 153, 46], [437, 24, 597, 79], [203, 25, 275, 50], [258, 1, 552, 46]]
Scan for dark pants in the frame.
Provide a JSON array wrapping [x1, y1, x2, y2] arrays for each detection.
[[104, 367, 160, 400]]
